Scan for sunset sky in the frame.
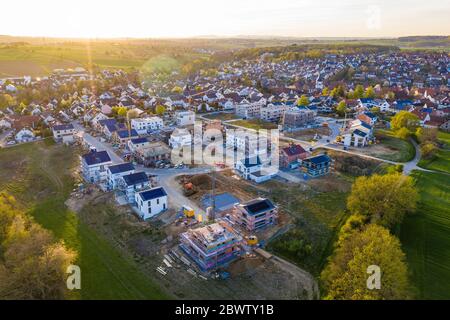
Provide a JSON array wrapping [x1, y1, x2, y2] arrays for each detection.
[[2, 0, 449, 38]]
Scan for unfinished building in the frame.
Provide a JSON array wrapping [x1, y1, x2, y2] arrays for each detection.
[[179, 220, 243, 271], [231, 198, 278, 232]]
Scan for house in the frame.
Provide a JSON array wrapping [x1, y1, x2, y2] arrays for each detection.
[[81, 150, 113, 183], [127, 137, 150, 153], [300, 154, 332, 177], [135, 142, 171, 167], [179, 219, 242, 271], [52, 123, 76, 144], [131, 117, 163, 135], [175, 110, 195, 126], [280, 144, 310, 168], [114, 129, 139, 146], [107, 162, 135, 190], [282, 108, 315, 129], [234, 156, 262, 180], [118, 171, 150, 204], [232, 198, 278, 232], [15, 128, 35, 143], [0, 119, 12, 129], [135, 187, 168, 219], [356, 112, 378, 126], [169, 128, 192, 149]]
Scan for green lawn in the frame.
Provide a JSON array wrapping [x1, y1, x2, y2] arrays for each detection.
[[399, 171, 450, 299], [374, 129, 416, 162], [418, 131, 450, 174], [203, 113, 240, 121], [231, 119, 278, 130], [263, 178, 350, 275], [0, 141, 169, 299]]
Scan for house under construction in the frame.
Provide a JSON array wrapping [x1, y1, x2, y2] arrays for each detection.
[[179, 219, 243, 272]]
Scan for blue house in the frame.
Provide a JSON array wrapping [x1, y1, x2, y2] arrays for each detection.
[[301, 154, 332, 177]]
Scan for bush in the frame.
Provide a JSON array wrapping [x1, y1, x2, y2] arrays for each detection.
[[421, 142, 438, 160]]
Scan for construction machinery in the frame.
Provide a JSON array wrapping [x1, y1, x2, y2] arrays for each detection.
[[182, 206, 195, 218], [246, 235, 258, 246]]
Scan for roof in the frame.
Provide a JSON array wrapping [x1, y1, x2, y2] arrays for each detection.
[[53, 123, 74, 131], [303, 154, 331, 165], [123, 171, 149, 186], [98, 119, 117, 127], [353, 129, 367, 137], [108, 162, 134, 174], [130, 137, 148, 145], [241, 156, 262, 168], [242, 198, 275, 216], [82, 151, 112, 166], [117, 129, 138, 139], [201, 193, 240, 212], [137, 187, 167, 201], [282, 144, 307, 157]]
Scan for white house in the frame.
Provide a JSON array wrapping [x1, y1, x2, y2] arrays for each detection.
[[15, 128, 35, 143], [169, 128, 192, 149], [0, 119, 12, 129], [107, 162, 135, 190], [81, 150, 113, 183], [234, 156, 275, 183], [135, 187, 168, 220], [127, 137, 150, 153], [118, 171, 151, 204], [52, 123, 76, 144], [175, 111, 195, 126], [131, 117, 163, 135]]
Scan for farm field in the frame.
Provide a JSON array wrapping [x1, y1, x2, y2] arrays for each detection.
[[418, 131, 450, 173], [0, 140, 169, 299], [0, 42, 205, 77], [399, 171, 450, 299]]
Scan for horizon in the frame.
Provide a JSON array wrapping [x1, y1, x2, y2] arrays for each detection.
[[1, 0, 449, 39]]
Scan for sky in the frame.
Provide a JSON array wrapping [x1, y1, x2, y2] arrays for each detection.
[[1, 0, 449, 38]]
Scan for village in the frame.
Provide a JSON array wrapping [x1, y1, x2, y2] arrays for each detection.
[[0, 45, 449, 300]]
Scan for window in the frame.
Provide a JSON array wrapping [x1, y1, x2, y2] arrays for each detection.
[[157, 199, 160, 205]]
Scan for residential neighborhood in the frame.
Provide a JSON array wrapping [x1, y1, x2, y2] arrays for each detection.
[[0, 8, 449, 306]]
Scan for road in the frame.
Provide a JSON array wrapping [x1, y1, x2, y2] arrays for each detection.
[[73, 121, 211, 217]]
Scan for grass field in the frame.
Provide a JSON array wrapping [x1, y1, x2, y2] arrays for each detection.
[[202, 112, 241, 121], [0, 140, 169, 299], [231, 119, 278, 130], [263, 176, 351, 275], [0, 42, 205, 77], [399, 171, 450, 299], [372, 129, 416, 162], [418, 131, 450, 174]]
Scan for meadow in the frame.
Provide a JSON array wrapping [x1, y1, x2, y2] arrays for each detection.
[[418, 131, 450, 173], [400, 171, 450, 299], [0, 140, 169, 299]]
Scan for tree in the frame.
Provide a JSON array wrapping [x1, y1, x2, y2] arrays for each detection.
[[322, 87, 329, 96], [155, 105, 166, 116], [416, 127, 438, 144], [336, 101, 347, 116], [390, 111, 420, 133], [364, 86, 376, 99], [321, 224, 411, 300], [0, 193, 76, 299], [354, 85, 365, 99], [347, 173, 418, 229], [297, 95, 309, 107], [395, 127, 412, 139], [171, 86, 183, 94], [421, 142, 438, 160]]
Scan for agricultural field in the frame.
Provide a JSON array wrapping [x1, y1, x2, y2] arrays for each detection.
[[0, 140, 169, 299], [418, 131, 450, 173], [0, 41, 206, 77], [358, 129, 416, 162], [399, 171, 450, 299]]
